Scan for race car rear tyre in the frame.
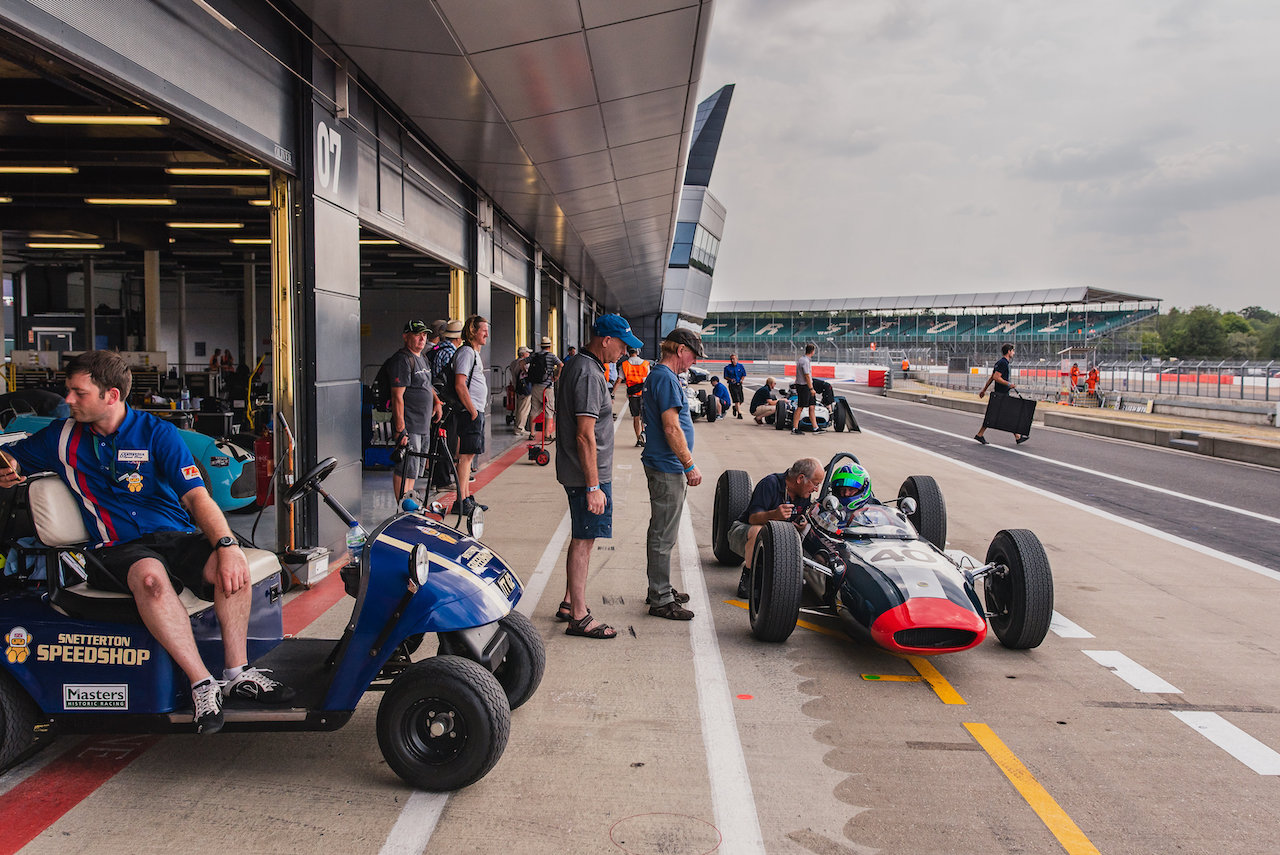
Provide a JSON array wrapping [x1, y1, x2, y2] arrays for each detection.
[[377, 655, 511, 791], [748, 520, 803, 643], [0, 669, 40, 772], [898, 475, 947, 550], [490, 610, 546, 711], [774, 401, 790, 431], [712, 470, 753, 565], [984, 529, 1054, 650]]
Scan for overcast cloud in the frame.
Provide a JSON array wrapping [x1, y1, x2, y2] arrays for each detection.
[[697, 0, 1280, 311]]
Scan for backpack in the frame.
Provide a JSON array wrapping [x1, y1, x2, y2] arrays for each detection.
[[371, 357, 395, 412], [436, 346, 478, 411], [514, 359, 532, 396], [526, 351, 550, 386]]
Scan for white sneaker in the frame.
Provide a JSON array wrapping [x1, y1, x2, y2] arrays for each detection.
[[192, 678, 225, 734]]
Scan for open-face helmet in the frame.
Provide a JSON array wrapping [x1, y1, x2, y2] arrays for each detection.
[[830, 462, 872, 513]]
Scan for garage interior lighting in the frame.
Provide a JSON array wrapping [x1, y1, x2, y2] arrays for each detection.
[[0, 166, 78, 174], [86, 197, 176, 206], [248, 199, 271, 206], [230, 238, 271, 245], [0, 197, 11, 203], [27, 114, 169, 126], [166, 167, 270, 176], [27, 242, 105, 249], [359, 239, 398, 245], [167, 222, 244, 229]]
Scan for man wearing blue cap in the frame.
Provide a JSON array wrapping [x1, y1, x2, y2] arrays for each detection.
[[553, 313, 643, 639]]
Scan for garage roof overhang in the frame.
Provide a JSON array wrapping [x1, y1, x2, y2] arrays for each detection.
[[293, 0, 714, 317]]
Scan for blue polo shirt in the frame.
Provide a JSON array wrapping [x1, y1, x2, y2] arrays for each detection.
[[640, 364, 694, 473], [712, 381, 731, 408], [724, 363, 746, 384], [9, 407, 204, 548]]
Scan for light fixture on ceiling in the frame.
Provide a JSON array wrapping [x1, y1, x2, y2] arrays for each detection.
[[359, 239, 398, 246], [166, 167, 270, 177], [27, 242, 105, 250], [27, 114, 169, 126], [0, 196, 11, 203], [230, 238, 271, 245], [167, 222, 244, 229], [248, 199, 271, 206], [86, 197, 176, 206], [0, 166, 78, 174]]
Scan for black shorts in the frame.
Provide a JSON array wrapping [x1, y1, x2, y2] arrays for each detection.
[[628, 395, 643, 417], [795, 385, 814, 407], [90, 531, 216, 600], [727, 381, 744, 403], [459, 410, 486, 455]]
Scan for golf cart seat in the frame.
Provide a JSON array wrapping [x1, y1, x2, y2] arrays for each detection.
[[27, 474, 282, 623]]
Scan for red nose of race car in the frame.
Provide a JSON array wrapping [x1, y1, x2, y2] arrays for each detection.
[[870, 599, 988, 655]]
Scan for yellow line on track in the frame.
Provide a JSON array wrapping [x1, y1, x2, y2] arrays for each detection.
[[964, 723, 1101, 855]]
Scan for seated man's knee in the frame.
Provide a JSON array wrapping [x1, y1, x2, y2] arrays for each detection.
[[129, 561, 172, 598]]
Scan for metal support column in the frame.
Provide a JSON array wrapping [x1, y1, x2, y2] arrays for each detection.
[[144, 250, 161, 352]]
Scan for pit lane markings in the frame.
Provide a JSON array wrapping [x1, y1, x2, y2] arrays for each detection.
[[964, 723, 1102, 855], [724, 600, 967, 705], [846, 401, 1280, 530], [1049, 612, 1094, 638], [1082, 650, 1182, 693], [851, 420, 1280, 585]]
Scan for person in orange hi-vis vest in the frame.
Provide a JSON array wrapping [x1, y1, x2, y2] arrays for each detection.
[[1086, 365, 1099, 400], [621, 348, 651, 447], [1069, 362, 1080, 391]]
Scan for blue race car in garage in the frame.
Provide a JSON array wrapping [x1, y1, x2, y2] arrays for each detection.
[[2, 414, 257, 513]]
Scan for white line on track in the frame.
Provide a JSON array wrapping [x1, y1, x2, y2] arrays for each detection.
[[843, 395, 1280, 527], [1171, 711, 1280, 775], [677, 505, 766, 854], [853, 423, 1280, 585], [1049, 611, 1095, 638], [1083, 650, 1182, 693]]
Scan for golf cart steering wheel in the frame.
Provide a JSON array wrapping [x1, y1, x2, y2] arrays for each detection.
[[283, 456, 338, 505]]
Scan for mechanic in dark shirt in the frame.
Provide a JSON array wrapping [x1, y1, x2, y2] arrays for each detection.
[[974, 343, 1027, 445], [723, 354, 747, 419], [749, 377, 779, 424], [726, 457, 823, 598]]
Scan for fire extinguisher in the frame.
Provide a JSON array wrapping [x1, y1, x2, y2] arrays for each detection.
[[255, 430, 274, 506]]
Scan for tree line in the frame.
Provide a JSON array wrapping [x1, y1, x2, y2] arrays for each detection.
[[1106, 306, 1280, 361]]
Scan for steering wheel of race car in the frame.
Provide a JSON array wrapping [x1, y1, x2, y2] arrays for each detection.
[[283, 456, 338, 505]]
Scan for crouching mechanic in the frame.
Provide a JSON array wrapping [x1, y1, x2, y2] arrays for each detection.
[[727, 457, 824, 598], [0, 350, 295, 734]]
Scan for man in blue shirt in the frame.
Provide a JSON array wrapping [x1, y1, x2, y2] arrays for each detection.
[[708, 376, 732, 421], [640, 327, 705, 619], [723, 353, 747, 419], [726, 458, 823, 598], [0, 351, 294, 734]]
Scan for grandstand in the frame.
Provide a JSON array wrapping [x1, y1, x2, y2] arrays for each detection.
[[702, 287, 1159, 363]]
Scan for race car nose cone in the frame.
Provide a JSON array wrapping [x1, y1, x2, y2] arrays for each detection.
[[871, 599, 988, 655]]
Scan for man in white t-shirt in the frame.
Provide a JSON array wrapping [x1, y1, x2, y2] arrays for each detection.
[[793, 343, 822, 435]]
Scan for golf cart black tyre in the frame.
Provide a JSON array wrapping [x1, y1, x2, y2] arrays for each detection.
[[774, 401, 789, 431], [833, 399, 847, 432], [377, 655, 511, 791], [0, 669, 39, 771], [712, 470, 753, 565], [748, 521, 803, 643], [491, 610, 546, 711], [984, 529, 1054, 650], [898, 475, 947, 551]]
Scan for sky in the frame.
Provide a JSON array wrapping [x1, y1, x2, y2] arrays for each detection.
[[696, 0, 1280, 313]]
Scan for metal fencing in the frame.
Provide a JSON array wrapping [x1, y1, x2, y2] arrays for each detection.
[[935, 360, 1279, 402]]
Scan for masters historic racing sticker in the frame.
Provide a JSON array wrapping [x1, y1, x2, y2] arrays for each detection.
[[63, 684, 129, 710]]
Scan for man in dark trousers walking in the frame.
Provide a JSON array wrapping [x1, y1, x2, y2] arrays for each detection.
[[975, 343, 1028, 445]]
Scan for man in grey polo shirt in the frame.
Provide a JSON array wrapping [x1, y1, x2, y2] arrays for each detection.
[[388, 319, 442, 501], [553, 314, 642, 639]]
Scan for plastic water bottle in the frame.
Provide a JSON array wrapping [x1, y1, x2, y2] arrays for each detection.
[[180, 386, 190, 409], [346, 520, 367, 565]]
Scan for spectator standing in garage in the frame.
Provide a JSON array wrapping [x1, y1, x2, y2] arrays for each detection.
[[388, 319, 442, 502], [454, 315, 490, 513], [553, 314, 642, 639], [641, 327, 705, 620], [428, 320, 462, 488], [793, 343, 821, 435], [750, 377, 779, 424], [975, 343, 1027, 445], [723, 353, 747, 419], [528, 336, 562, 442], [508, 346, 533, 438]]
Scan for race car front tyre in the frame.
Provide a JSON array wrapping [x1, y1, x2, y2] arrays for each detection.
[[377, 655, 511, 791], [748, 520, 803, 643], [712, 470, 754, 565], [984, 529, 1054, 650], [898, 475, 947, 551], [0, 669, 41, 772], [774, 401, 790, 431]]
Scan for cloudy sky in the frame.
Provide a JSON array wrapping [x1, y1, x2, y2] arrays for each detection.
[[696, 0, 1280, 312]]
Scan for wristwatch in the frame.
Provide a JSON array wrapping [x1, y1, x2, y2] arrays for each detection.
[[213, 536, 239, 550]]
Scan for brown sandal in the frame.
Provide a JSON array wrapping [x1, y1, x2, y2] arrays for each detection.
[[565, 610, 616, 639], [554, 600, 572, 622]]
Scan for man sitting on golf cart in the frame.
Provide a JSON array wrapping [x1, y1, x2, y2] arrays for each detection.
[[728, 457, 824, 599], [0, 350, 294, 735]]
